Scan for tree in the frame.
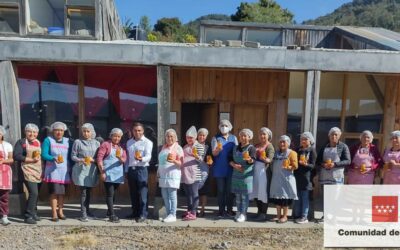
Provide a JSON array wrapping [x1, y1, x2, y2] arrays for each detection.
[[139, 15, 151, 34], [154, 17, 182, 37], [122, 17, 135, 36], [231, 0, 294, 24]]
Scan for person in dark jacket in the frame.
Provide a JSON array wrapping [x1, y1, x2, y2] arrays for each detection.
[[293, 132, 317, 224], [316, 127, 351, 223]]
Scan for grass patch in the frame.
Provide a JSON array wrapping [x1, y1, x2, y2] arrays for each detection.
[[56, 228, 97, 249]]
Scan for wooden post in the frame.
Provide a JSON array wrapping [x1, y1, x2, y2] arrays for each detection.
[[78, 65, 85, 127], [302, 70, 321, 140], [94, 0, 102, 40], [340, 74, 348, 131], [157, 65, 170, 148]]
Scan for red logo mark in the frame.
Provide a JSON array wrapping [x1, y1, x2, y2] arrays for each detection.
[[372, 196, 398, 222]]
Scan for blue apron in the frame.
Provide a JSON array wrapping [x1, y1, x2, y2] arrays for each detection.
[[103, 146, 124, 184], [43, 137, 70, 184]]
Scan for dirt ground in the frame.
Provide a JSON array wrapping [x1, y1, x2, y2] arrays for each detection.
[[0, 225, 323, 249]]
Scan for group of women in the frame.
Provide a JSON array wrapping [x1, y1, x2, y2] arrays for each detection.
[[0, 119, 399, 226]]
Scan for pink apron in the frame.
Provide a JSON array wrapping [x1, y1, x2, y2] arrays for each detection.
[[347, 147, 374, 184], [383, 150, 400, 184], [0, 145, 12, 190]]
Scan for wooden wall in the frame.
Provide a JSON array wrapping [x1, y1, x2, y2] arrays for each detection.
[[171, 68, 290, 146]]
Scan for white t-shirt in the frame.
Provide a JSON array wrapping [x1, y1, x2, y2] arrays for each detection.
[[0, 141, 13, 159]]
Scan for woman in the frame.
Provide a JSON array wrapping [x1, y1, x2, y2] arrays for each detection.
[[158, 129, 183, 223], [181, 126, 205, 221], [0, 125, 14, 226], [97, 128, 126, 223], [211, 119, 238, 218], [293, 132, 317, 224], [230, 129, 256, 223], [269, 135, 298, 224], [197, 128, 212, 217], [71, 123, 100, 222], [249, 127, 274, 221], [42, 122, 72, 222], [382, 130, 400, 184], [14, 123, 42, 224], [348, 130, 382, 185], [316, 127, 350, 223]]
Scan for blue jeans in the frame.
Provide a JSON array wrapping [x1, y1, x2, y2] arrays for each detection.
[[216, 177, 234, 214], [235, 193, 249, 215], [183, 183, 200, 214], [293, 190, 309, 218], [161, 187, 177, 216]]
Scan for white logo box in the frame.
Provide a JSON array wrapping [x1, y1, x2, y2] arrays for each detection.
[[324, 185, 400, 247]]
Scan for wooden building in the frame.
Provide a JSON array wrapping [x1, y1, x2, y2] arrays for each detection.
[[2, 1, 400, 212]]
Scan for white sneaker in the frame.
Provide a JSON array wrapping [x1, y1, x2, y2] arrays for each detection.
[[163, 214, 177, 223], [1, 216, 10, 226], [236, 214, 246, 223], [234, 213, 240, 221]]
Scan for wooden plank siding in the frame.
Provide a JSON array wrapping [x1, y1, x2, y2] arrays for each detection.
[[170, 68, 289, 146]]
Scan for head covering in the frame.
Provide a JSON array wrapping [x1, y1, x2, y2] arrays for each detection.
[[109, 128, 123, 138], [25, 123, 39, 132], [186, 126, 197, 138], [328, 127, 342, 136], [301, 132, 315, 145], [391, 130, 400, 139], [239, 128, 253, 140], [360, 130, 373, 141], [279, 135, 291, 145], [198, 128, 209, 137], [165, 129, 178, 141], [81, 123, 96, 139], [50, 121, 67, 131], [260, 127, 272, 141], [0, 125, 6, 136], [219, 119, 233, 131]]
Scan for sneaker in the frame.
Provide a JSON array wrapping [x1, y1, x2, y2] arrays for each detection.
[[33, 215, 41, 222], [216, 212, 224, 219], [163, 214, 177, 223], [109, 215, 120, 223], [1, 216, 10, 226], [183, 213, 196, 221], [295, 217, 309, 224], [316, 216, 324, 224], [236, 214, 246, 223], [181, 211, 190, 218], [87, 212, 96, 219], [226, 210, 236, 217], [79, 216, 89, 222], [24, 217, 37, 225], [234, 213, 240, 222]]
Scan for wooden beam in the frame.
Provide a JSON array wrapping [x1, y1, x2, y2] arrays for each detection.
[[340, 74, 348, 131], [302, 70, 321, 140], [382, 76, 399, 148], [78, 65, 85, 127], [94, 0, 102, 40], [366, 74, 384, 110], [157, 65, 170, 147]]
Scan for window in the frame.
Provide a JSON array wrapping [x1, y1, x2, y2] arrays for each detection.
[[66, 0, 95, 36], [204, 27, 242, 43], [287, 72, 305, 148], [0, 0, 19, 34], [246, 29, 282, 46], [27, 0, 65, 35]]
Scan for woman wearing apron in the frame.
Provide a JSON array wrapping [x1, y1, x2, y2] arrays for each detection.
[[249, 127, 274, 222], [0, 125, 14, 226], [42, 122, 72, 222], [71, 123, 100, 222], [230, 129, 256, 223], [293, 132, 317, 224], [158, 129, 184, 223], [316, 127, 351, 223], [97, 128, 126, 223], [181, 126, 205, 221], [382, 130, 400, 184], [270, 135, 298, 223], [348, 130, 383, 185], [14, 123, 42, 224], [197, 128, 212, 218]]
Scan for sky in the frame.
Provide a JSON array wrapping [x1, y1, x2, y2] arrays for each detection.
[[115, 0, 352, 26]]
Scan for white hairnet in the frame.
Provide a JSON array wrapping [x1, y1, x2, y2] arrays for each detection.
[[279, 135, 291, 145], [329, 127, 342, 136], [82, 123, 96, 139], [25, 123, 39, 132], [109, 128, 123, 138], [360, 130, 373, 141], [391, 130, 400, 139], [260, 127, 272, 141], [0, 125, 6, 136], [186, 126, 197, 138], [219, 119, 233, 131], [301, 132, 315, 145], [165, 129, 178, 141], [239, 128, 253, 140], [51, 121, 67, 131], [198, 128, 209, 137]]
